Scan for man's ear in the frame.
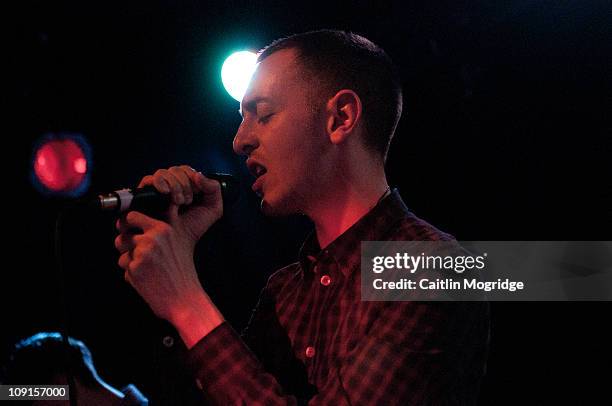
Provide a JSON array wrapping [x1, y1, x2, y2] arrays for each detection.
[[325, 89, 362, 145]]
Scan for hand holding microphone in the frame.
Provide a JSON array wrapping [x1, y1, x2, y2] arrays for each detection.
[[94, 171, 238, 217], [114, 166, 230, 325]]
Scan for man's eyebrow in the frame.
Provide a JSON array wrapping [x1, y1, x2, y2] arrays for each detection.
[[238, 97, 274, 117]]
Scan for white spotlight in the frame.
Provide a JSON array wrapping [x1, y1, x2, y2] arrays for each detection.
[[221, 51, 258, 102]]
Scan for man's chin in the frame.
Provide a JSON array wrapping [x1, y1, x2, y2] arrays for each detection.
[[260, 198, 282, 216], [259, 196, 297, 217]]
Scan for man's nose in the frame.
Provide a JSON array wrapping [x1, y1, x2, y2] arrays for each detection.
[[233, 124, 258, 156]]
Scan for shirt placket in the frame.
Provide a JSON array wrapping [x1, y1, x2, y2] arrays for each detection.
[[303, 251, 341, 383]]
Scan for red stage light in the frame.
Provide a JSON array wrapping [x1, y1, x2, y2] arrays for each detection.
[[33, 138, 88, 193]]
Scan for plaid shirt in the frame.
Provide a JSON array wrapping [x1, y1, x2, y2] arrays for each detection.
[[187, 189, 489, 405]]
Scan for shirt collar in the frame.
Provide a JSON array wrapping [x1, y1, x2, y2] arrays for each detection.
[[298, 188, 410, 277]]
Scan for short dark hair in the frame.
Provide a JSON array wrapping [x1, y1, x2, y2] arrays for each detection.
[[258, 29, 403, 160], [2, 332, 97, 386]]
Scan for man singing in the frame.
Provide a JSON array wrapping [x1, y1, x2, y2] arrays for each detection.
[[115, 29, 489, 405]]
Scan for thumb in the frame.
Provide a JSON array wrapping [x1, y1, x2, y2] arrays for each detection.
[[125, 211, 160, 231], [197, 172, 222, 196]]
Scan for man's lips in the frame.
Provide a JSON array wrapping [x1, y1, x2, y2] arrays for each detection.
[[246, 158, 267, 179], [246, 158, 267, 196], [252, 173, 265, 195]]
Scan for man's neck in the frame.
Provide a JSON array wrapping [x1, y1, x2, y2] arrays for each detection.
[[308, 177, 389, 249]]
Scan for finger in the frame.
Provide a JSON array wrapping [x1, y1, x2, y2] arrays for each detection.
[[137, 175, 153, 188], [116, 216, 143, 234], [159, 170, 186, 205], [123, 211, 160, 232], [138, 174, 171, 193], [195, 173, 223, 210], [197, 172, 222, 195], [185, 169, 209, 194], [118, 251, 132, 271], [114, 232, 142, 253], [153, 176, 172, 194], [176, 165, 204, 197], [168, 167, 195, 204], [116, 217, 130, 234], [182, 168, 207, 200], [154, 169, 181, 198], [124, 268, 134, 286]]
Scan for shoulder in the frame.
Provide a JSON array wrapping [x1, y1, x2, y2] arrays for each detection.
[[388, 209, 456, 241], [381, 190, 456, 241]]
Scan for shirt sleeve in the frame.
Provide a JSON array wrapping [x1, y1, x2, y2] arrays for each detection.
[[186, 321, 302, 405], [186, 281, 314, 405], [186, 300, 488, 405]]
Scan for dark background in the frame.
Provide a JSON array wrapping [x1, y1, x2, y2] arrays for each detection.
[[6, 1, 611, 404]]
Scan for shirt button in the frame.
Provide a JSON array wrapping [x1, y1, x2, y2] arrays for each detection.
[[305, 346, 316, 358], [162, 335, 175, 348], [320, 275, 332, 286]]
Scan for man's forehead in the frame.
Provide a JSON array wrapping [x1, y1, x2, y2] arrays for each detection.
[[241, 48, 301, 105]]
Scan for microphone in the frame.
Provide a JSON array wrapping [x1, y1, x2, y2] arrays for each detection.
[[89, 173, 239, 216]]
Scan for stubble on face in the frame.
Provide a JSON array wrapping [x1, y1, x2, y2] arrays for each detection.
[[259, 106, 324, 217], [243, 49, 333, 218]]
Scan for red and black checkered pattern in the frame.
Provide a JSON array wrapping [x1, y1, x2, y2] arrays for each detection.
[[187, 190, 490, 405]]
